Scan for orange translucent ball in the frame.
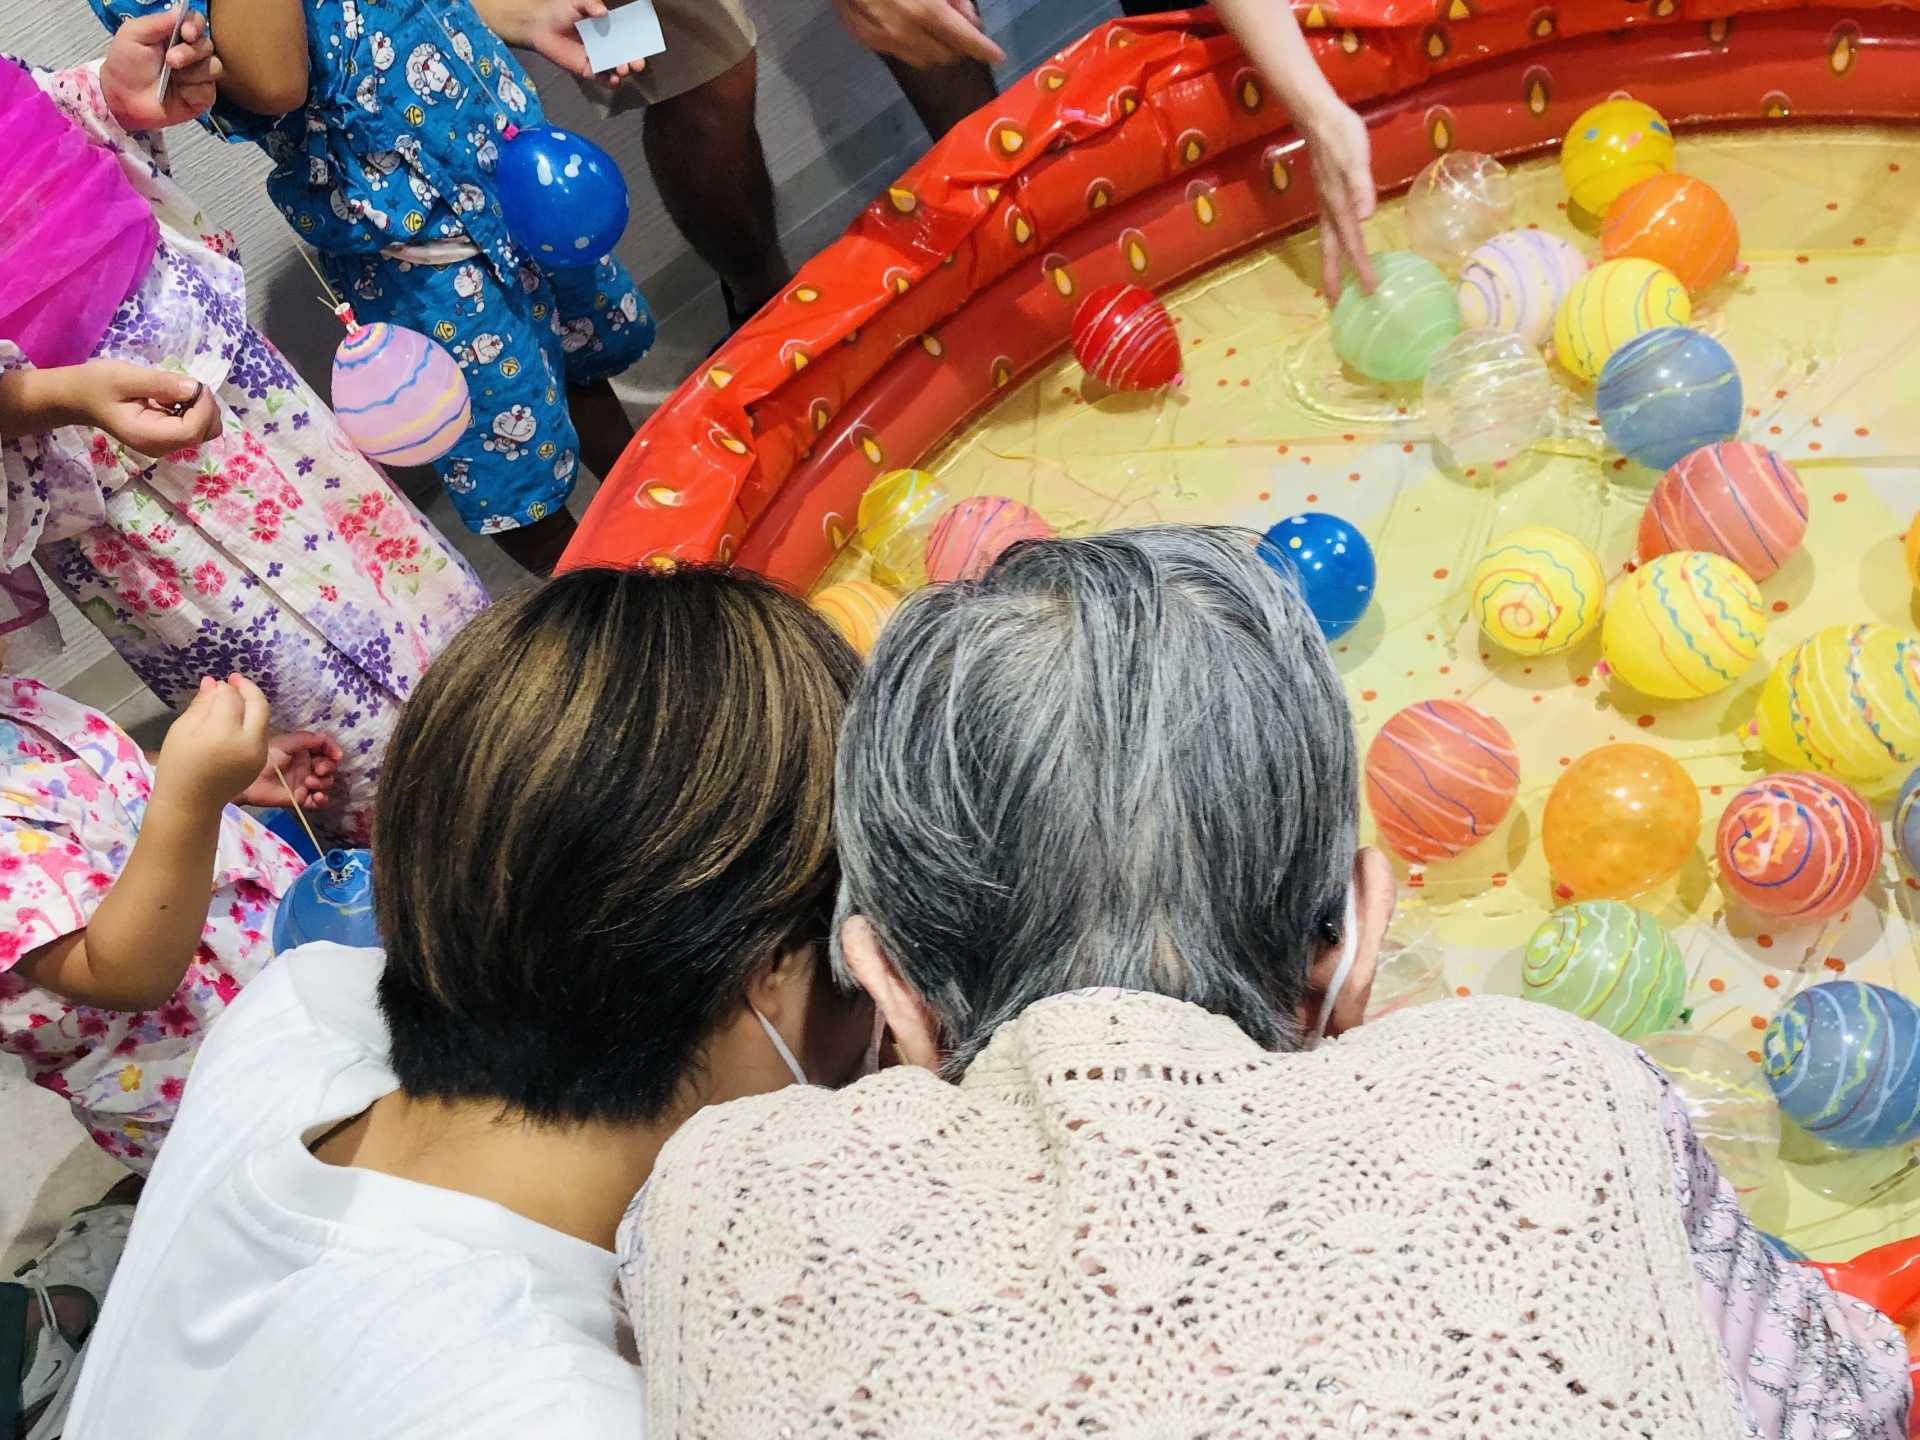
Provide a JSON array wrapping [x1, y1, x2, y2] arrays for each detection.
[[1906, 508, 1920, 592], [1601, 174, 1740, 295], [1542, 743, 1702, 899]]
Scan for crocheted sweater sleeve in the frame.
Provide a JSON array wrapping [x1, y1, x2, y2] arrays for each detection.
[[1650, 1058, 1913, 1440]]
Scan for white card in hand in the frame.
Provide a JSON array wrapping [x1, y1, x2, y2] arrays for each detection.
[[152, 0, 191, 106], [576, 3, 667, 73]]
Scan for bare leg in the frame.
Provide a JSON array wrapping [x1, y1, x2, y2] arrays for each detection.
[[879, 53, 998, 140], [567, 378, 634, 482], [489, 510, 579, 578], [643, 53, 790, 318]]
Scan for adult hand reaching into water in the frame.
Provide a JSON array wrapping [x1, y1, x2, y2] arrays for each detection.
[[1208, 0, 1377, 302]]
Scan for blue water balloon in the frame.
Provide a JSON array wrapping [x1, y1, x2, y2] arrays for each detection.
[[273, 848, 381, 955], [1260, 512, 1376, 642], [496, 126, 629, 265], [1759, 1233, 1807, 1262], [1596, 326, 1742, 471], [1895, 765, 1920, 873], [1761, 980, 1920, 1151]]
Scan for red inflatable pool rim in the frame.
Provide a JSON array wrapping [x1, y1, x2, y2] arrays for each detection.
[[560, 1, 1920, 592]]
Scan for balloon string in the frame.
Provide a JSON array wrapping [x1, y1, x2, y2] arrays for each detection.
[[269, 756, 328, 865]]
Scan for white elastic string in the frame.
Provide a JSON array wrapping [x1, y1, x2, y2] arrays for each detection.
[[750, 1004, 810, 1087], [1312, 889, 1360, 1044]]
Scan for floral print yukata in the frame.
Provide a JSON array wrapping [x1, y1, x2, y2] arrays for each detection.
[[0, 60, 490, 842], [0, 678, 307, 1172]]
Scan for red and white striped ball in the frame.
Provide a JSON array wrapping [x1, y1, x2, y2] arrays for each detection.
[[923, 497, 1056, 583], [1070, 284, 1181, 391], [1639, 441, 1808, 581], [1716, 772, 1881, 922], [1364, 700, 1522, 864]]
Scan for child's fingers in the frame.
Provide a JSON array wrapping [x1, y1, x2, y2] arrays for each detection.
[[229, 674, 272, 737]]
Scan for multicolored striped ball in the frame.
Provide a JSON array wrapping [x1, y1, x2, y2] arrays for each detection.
[[1070, 284, 1181, 391], [1523, 899, 1686, 1041], [1552, 257, 1690, 382], [1894, 766, 1920, 873], [1456, 229, 1589, 348], [1716, 772, 1881, 922], [1364, 700, 1520, 863], [1638, 442, 1808, 581], [924, 496, 1056, 583], [1595, 326, 1743, 471], [811, 580, 900, 657], [1763, 981, 1920, 1150], [331, 324, 471, 467], [1560, 97, 1676, 216], [1601, 550, 1765, 700], [1330, 250, 1461, 383], [1602, 173, 1740, 295], [1755, 624, 1920, 794], [1468, 525, 1605, 655]]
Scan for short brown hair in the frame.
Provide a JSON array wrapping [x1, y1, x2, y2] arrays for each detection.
[[373, 565, 859, 1123]]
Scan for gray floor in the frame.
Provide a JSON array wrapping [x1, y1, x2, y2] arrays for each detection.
[[0, 297, 723, 1274]]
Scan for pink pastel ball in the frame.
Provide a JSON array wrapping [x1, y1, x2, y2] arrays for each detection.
[[923, 497, 1056, 583], [331, 323, 471, 467]]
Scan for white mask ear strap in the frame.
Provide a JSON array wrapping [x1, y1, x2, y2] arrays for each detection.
[[750, 1004, 809, 1087], [1312, 890, 1359, 1044]]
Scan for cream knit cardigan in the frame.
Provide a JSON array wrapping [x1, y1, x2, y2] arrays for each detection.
[[642, 991, 1748, 1439]]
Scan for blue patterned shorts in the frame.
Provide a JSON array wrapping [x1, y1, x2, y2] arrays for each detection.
[[322, 251, 655, 533]]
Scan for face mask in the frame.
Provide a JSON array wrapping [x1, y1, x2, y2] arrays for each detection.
[[1312, 889, 1359, 1045]]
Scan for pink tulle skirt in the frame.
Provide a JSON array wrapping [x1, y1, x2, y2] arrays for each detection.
[[0, 59, 158, 371]]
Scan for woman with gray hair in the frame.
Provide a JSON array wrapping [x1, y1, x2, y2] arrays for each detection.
[[629, 526, 1910, 1440]]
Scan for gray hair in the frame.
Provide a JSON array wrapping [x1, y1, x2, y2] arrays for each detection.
[[833, 524, 1359, 1075]]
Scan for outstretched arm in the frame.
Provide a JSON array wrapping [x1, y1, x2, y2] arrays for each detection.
[[206, 0, 309, 115], [1209, 0, 1376, 300]]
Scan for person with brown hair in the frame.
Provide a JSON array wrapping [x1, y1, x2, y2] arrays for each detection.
[[60, 565, 875, 1439]]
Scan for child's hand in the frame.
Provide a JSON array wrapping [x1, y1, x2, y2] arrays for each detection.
[[101, 8, 224, 131], [65, 361, 222, 458], [237, 730, 343, 812], [475, 0, 612, 77], [154, 674, 271, 814]]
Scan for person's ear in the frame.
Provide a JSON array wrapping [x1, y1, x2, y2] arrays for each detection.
[[1302, 846, 1396, 1039], [744, 938, 815, 1027], [839, 915, 941, 1071]]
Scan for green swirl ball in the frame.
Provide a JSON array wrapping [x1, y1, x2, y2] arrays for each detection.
[[1522, 900, 1686, 1040], [1331, 250, 1462, 383]]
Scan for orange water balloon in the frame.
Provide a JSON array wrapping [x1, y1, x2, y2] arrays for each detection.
[[1601, 174, 1740, 295], [1542, 743, 1701, 899]]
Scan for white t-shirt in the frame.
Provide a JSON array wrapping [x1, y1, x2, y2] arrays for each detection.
[[65, 944, 647, 1439]]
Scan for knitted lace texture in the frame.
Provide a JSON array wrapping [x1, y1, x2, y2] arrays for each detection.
[[644, 992, 1748, 1439]]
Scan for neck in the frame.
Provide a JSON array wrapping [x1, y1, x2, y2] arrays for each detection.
[[312, 1091, 674, 1251]]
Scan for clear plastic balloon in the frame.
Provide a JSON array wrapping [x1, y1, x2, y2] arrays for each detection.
[[1406, 151, 1516, 269], [1423, 328, 1556, 475], [1639, 1030, 1783, 1194], [856, 468, 946, 588], [1364, 903, 1451, 1021]]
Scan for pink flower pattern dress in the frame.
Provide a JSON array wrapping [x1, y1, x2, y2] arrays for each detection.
[[0, 677, 307, 1171], [0, 59, 490, 843]]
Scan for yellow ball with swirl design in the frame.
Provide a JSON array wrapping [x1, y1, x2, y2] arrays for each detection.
[[1552, 258, 1690, 382], [1755, 624, 1920, 794], [811, 581, 900, 657], [1602, 551, 1766, 699], [856, 468, 945, 587], [1469, 526, 1606, 656]]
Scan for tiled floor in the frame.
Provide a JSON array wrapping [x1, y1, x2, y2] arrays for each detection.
[[0, 297, 721, 1272]]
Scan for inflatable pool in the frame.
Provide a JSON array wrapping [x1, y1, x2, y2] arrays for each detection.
[[562, 0, 1920, 1256]]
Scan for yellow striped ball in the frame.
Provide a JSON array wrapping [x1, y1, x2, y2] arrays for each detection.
[[1469, 526, 1606, 656], [1602, 551, 1765, 699], [1553, 258, 1690, 382], [856, 468, 945, 587], [1561, 98, 1676, 216], [1756, 624, 1920, 794], [811, 581, 900, 657]]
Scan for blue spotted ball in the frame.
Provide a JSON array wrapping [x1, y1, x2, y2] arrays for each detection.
[[1596, 327, 1743, 471], [273, 848, 381, 955], [496, 126, 629, 265], [1260, 512, 1376, 642]]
